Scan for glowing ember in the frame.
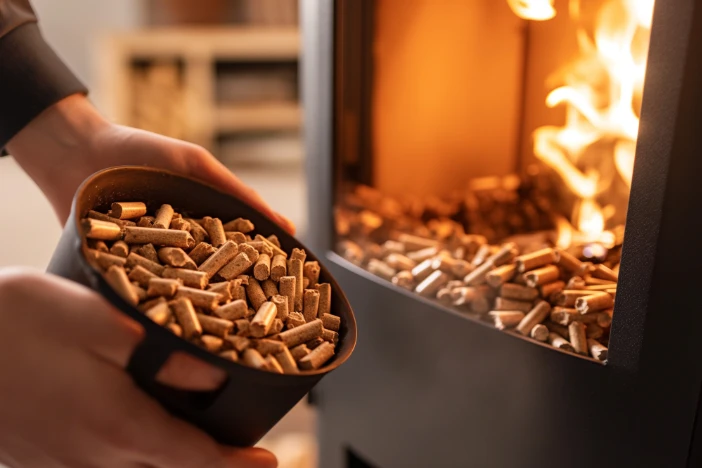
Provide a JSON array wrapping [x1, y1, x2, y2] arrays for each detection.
[[507, 0, 556, 21], [512, 0, 654, 242]]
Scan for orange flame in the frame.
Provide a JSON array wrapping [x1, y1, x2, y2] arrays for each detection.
[[513, 0, 654, 243], [507, 0, 556, 21]]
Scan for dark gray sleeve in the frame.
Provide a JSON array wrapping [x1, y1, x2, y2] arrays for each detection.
[[0, 0, 88, 149]]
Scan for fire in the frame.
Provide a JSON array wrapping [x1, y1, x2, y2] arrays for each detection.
[[507, 0, 556, 21], [512, 0, 654, 242]]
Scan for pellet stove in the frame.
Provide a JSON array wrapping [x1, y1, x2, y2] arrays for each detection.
[[301, 0, 702, 466]]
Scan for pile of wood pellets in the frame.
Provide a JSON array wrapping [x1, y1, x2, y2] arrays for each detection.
[[340, 236, 613, 361], [81, 202, 340, 374], [336, 184, 619, 362]]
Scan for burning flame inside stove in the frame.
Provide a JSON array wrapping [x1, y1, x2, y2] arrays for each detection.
[[507, 0, 556, 21], [512, 0, 654, 244]]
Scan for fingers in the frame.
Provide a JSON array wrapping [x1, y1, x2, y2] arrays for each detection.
[[0, 270, 144, 368], [186, 149, 296, 235], [155, 351, 227, 391], [133, 402, 277, 468]]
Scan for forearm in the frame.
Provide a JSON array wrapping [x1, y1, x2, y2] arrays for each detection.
[[0, 0, 88, 149]]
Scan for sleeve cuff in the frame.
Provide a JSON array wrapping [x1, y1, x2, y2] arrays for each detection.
[[0, 22, 88, 149]]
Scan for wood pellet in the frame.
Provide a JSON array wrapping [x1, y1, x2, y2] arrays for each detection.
[[82, 203, 341, 374]]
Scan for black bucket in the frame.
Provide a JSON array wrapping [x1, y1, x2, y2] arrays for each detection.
[[47, 166, 357, 446]]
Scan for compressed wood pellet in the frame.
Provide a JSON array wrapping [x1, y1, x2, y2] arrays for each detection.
[[198, 240, 238, 279], [202, 217, 226, 247], [196, 314, 234, 338], [555, 290, 593, 307], [110, 202, 147, 220], [230, 278, 246, 301], [515, 248, 559, 272], [90, 240, 109, 252], [392, 271, 415, 290], [219, 350, 239, 362], [568, 322, 588, 355], [82, 219, 123, 241], [250, 302, 278, 338], [124, 226, 195, 249], [307, 336, 328, 348], [265, 355, 284, 373], [110, 241, 129, 258], [199, 335, 224, 353], [225, 335, 251, 353], [407, 246, 439, 263], [488, 311, 525, 330], [557, 249, 586, 274], [275, 347, 299, 373], [254, 235, 287, 259], [287, 258, 304, 312], [246, 278, 267, 311], [289, 344, 310, 361], [170, 217, 190, 231], [586, 323, 604, 339], [86, 250, 127, 270], [235, 319, 251, 336], [524, 265, 560, 287], [147, 277, 181, 298], [172, 298, 202, 339], [550, 307, 580, 326], [261, 279, 278, 299], [299, 342, 336, 370], [257, 338, 286, 356], [167, 323, 183, 337], [540, 280, 565, 299], [415, 270, 449, 297], [175, 287, 221, 310], [278, 276, 296, 317], [239, 243, 260, 263], [128, 265, 158, 288], [185, 218, 208, 244], [321, 313, 340, 332], [530, 324, 549, 342], [218, 252, 253, 280], [242, 349, 267, 369], [163, 267, 208, 289], [271, 294, 289, 320], [136, 243, 159, 263], [270, 254, 287, 281], [153, 204, 174, 229], [302, 289, 320, 322], [398, 233, 439, 251], [208, 282, 233, 302], [158, 247, 196, 270], [223, 218, 254, 233], [575, 292, 614, 314], [591, 264, 618, 282], [225, 231, 247, 244], [272, 318, 284, 334], [254, 254, 271, 281], [494, 297, 533, 313], [322, 329, 339, 344], [548, 332, 575, 352], [189, 242, 216, 265], [87, 210, 134, 227], [132, 283, 148, 302], [290, 248, 307, 264], [139, 296, 166, 313], [145, 301, 171, 325], [486, 264, 517, 287], [246, 241, 273, 257], [545, 321, 569, 339], [105, 266, 139, 305], [500, 283, 539, 302], [515, 300, 551, 335], [277, 319, 323, 347], [587, 339, 608, 361], [137, 216, 154, 227], [597, 309, 613, 328], [303, 261, 321, 286], [212, 299, 249, 321], [126, 252, 164, 276]]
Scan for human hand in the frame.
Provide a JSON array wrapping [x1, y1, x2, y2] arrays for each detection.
[[6, 94, 294, 233], [0, 268, 277, 468]]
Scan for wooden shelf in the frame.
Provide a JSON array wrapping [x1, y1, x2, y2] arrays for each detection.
[[105, 27, 300, 61], [215, 102, 301, 133]]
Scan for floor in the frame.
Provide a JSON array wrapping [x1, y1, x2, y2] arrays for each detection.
[[0, 156, 317, 468]]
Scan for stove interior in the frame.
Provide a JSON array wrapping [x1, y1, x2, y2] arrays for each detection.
[[333, 0, 655, 361]]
